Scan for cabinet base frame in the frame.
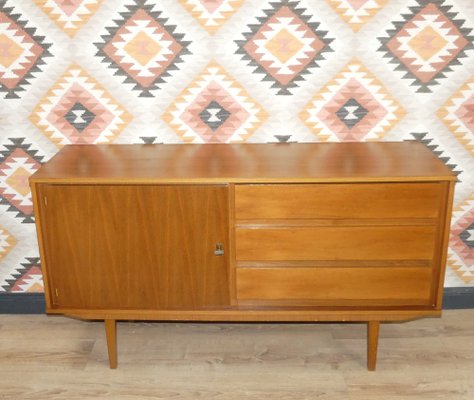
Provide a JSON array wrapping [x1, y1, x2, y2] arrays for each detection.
[[56, 309, 441, 370]]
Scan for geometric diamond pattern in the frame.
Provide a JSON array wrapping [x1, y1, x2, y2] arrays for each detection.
[[0, 224, 16, 262], [1, 257, 43, 293], [199, 100, 231, 131], [300, 59, 405, 141], [438, 76, 474, 155], [407, 131, 461, 178], [34, 0, 104, 38], [326, 0, 388, 32], [1, 0, 474, 292], [64, 102, 96, 132], [0, 0, 53, 98], [448, 193, 474, 283], [336, 98, 369, 129], [378, 0, 474, 93], [460, 222, 474, 249], [163, 61, 267, 142], [0, 138, 44, 223], [179, 0, 244, 35], [235, 0, 334, 95], [29, 64, 132, 147], [95, 0, 191, 97]]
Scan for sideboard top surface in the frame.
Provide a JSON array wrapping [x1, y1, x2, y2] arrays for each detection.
[[30, 142, 456, 184]]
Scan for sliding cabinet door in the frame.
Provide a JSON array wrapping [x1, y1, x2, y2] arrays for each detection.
[[39, 184, 230, 310]]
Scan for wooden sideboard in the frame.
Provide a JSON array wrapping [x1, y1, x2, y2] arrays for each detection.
[[30, 142, 455, 370]]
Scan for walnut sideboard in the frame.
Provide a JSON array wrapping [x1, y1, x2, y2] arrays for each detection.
[[30, 142, 455, 370]]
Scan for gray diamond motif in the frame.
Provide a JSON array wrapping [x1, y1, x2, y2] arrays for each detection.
[[336, 98, 368, 128], [199, 101, 231, 131], [459, 222, 474, 249], [64, 102, 96, 132]]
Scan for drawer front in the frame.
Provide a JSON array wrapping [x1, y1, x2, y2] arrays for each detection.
[[236, 226, 436, 261], [235, 183, 443, 220], [236, 267, 433, 305]]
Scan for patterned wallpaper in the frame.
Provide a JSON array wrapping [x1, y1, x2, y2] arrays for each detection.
[[0, 0, 473, 293]]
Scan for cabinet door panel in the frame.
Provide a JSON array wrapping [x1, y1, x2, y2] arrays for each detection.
[[40, 185, 230, 310]]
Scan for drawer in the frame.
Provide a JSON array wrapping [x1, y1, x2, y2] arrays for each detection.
[[236, 226, 436, 261], [236, 267, 433, 305], [235, 183, 443, 220]]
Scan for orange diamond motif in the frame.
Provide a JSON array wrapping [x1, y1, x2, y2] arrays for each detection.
[[5, 166, 30, 197], [179, 0, 244, 35], [0, 34, 24, 68], [34, 0, 104, 38], [264, 29, 304, 64], [326, 0, 388, 32], [124, 31, 162, 66], [0, 226, 17, 262], [408, 26, 448, 61], [438, 77, 474, 155]]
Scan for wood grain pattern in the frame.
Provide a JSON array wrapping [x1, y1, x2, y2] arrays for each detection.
[[30, 184, 54, 309], [236, 226, 436, 261], [58, 308, 441, 322], [434, 181, 456, 308], [29, 142, 456, 370], [2, 311, 473, 399], [30, 142, 456, 184], [236, 267, 433, 305], [105, 319, 117, 369], [235, 183, 443, 219], [39, 184, 230, 310], [367, 321, 380, 371]]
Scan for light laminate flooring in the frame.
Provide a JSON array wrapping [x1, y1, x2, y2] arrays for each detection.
[[1, 310, 473, 399]]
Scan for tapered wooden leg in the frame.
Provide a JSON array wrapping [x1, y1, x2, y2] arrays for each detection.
[[105, 319, 117, 369], [367, 321, 380, 371]]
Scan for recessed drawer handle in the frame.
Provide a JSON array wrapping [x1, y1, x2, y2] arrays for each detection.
[[214, 243, 224, 256]]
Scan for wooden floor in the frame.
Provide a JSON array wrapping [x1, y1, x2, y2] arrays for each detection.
[[0, 310, 473, 399]]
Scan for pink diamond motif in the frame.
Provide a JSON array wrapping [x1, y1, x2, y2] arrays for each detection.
[[300, 60, 405, 141], [163, 61, 267, 143], [0, 7, 52, 98], [200, 0, 225, 13], [315, 78, 388, 141], [326, 0, 388, 32], [448, 194, 474, 283], [95, 3, 191, 97], [235, 1, 333, 95], [1, 257, 43, 293], [45, 82, 115, 145], [451, 208, 474, 265], [52, 0, 85, 16], [179, 0, 244, 35], [378, 0, 474, 92], [9, 265, 43, 293], [30, 64, 132, 147], [180, 81, 250, 143]]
